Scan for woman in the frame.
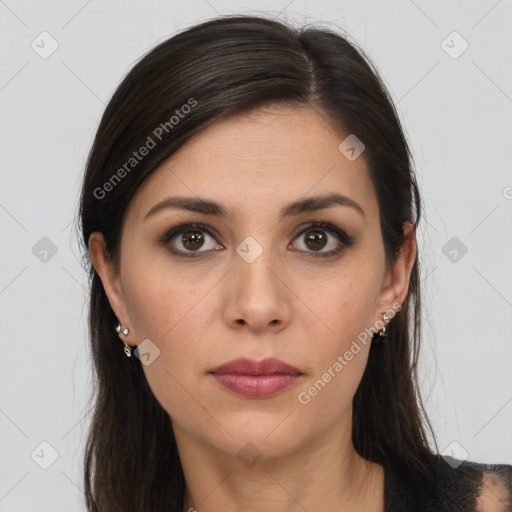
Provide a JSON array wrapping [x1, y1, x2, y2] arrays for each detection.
[[79, 14, 512, 511]]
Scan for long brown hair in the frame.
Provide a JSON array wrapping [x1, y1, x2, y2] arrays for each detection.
[[78, 14, 438, 511]]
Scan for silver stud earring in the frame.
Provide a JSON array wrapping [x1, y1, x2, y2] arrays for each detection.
[[116, 323, 129, 336], [374, 313, 390, 341], [379, 313, 390, 336], [115, 323, 133, 357]]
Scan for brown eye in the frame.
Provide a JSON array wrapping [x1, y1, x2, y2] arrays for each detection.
[[159, 221, 354, 260], [304, 230, 328, 251], [181, 230, 205, 251], [159, 223, 223, 258], [290, 221, 355, 257]]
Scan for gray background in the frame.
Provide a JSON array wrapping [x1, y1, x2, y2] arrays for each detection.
[[1, 0, 511, 510]]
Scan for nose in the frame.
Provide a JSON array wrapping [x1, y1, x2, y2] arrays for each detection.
[[223, 242, 292, 334]]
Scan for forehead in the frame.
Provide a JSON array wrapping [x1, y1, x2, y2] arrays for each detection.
[[127, 106, 378, 223]]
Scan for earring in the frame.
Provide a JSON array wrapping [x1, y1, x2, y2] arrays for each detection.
[[379, 313, 389, 336], [374, 313, 390, 342], [116, 323, 133, 357]]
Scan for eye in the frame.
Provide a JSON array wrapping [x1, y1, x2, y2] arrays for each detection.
[[158, 222, 223, 258], [158, 221, 355, 259], [290, 221, 355, 257]]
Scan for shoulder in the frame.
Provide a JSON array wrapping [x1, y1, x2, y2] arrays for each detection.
[[440, 456, 512, 510], [384, 454, 512, 512], [466, 459, 512, 512]]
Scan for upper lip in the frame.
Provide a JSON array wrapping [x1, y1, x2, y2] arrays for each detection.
[[209, 357, 302, 375]]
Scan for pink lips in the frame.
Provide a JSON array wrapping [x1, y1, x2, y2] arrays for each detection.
[[209, 357, 303, 398]]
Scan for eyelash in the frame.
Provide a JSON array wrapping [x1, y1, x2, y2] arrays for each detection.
[[157, 221, 355, 259]]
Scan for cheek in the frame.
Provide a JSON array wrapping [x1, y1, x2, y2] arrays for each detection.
[[295, 272, 381, 406], [121, 248, 208, 341], [120, 259, 221, 407], [311, 266, 382, 348]]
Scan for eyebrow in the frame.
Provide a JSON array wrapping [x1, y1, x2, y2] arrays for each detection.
[[144, 193, 366, 221]]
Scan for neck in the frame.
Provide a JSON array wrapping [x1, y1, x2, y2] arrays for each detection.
[[175, 420, 385, 512]]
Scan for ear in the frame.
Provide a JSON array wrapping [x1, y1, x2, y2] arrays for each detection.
[[88, 232, 132, 341], [374, 221, 417, 322]]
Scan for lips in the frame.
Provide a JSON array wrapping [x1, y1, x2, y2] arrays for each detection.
[[209, 357, 303, 398], [210, 357, 302, 375]]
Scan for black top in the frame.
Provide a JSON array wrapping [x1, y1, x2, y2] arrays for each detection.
[[384, 454, 512, 511]]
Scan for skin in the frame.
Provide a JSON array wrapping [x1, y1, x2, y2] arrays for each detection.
[[89, 105, 416, 512]]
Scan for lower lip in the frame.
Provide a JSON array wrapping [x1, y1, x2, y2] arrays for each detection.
[[210, 373, 302, 398]]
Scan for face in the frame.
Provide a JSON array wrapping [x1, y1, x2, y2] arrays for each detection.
[[90, 105, 414, 465]]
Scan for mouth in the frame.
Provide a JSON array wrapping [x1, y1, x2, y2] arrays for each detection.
[[208, 357, 303, 398]]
